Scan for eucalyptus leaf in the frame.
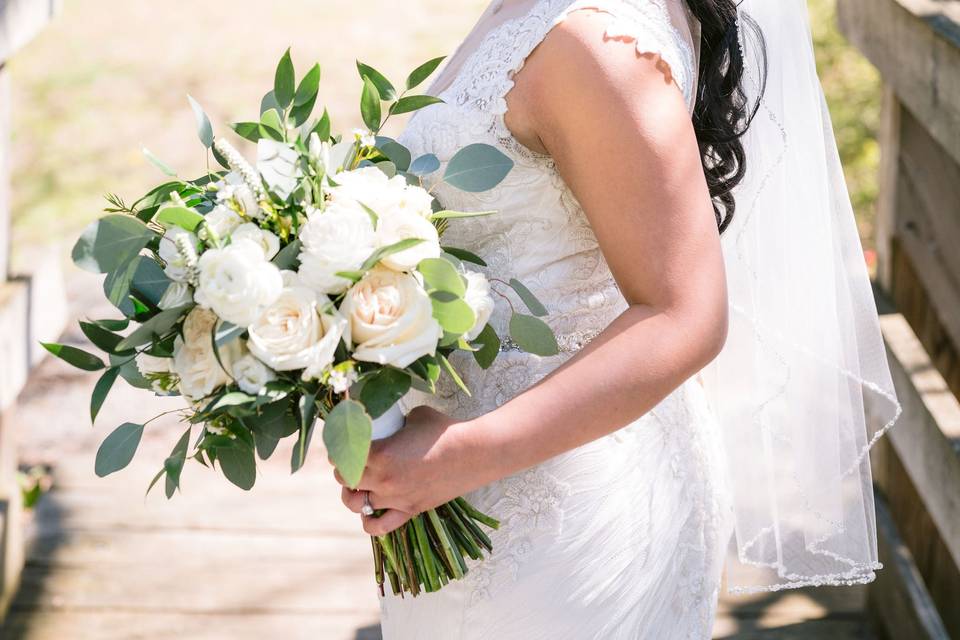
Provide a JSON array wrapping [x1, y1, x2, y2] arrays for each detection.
[[156, 206, 204, 232], [274, 48, 296, 109], [72, 215, 154, 273], [41, 343, 105, 371], [322, 399, 372, 489], [406, 56, 446, 90], [218, 444, 257, 491], [128, 258, 171, 307], [95, 422, 144, 477], [164, 427, 191, 497], [211, 392, 256, 412], [444, 143, 514, 193], [431, 298, 476, 334], [391, 95, 443, 115], [418, 257, 466, 296], [409, 154, 441, 176], [117, 305, 189, 350], [360, 368, 411, 419], [90, 367, 121, 424], [377, 139, 411, 171], [509, 278, 548, 316], [471, 323, 500, 369], [442, 246, 487, 266], [357, 62, 397, 101], [360, 76, 382, 132], [272, 239, 302, 270], [509, 313, 559, 356], [186, 95, 214, 148], [142, 147, 177, 176], [292, 393, 319, 473]]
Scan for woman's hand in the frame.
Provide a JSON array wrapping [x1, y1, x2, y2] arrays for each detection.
[[335, 405, 494, 536]]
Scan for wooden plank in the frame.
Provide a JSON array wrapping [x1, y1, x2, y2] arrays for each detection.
[[874, 87, 902, 292], [838, 0, 960, 167], [867, 496, 950, 640]]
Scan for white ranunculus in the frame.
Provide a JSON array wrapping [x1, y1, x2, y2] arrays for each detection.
[[340, 266, 442, 368], [247, 271, 347, 379], [376, 210, 442, 271], [257, 139, 301, 200], [158, 227, 198, 283], [136, 352, 172, 377], [158, 281, 194, 310], [194, 239, 283, 327], [200, 204, 244, 244], [172, 307, 241, 400], [297, 201, 376, 295], [329, 166, 434, 220], [215, 171, 262, 220], [231, 223, 280, 260], [462, 270, 495, 340], [231, 351, 277, 395]]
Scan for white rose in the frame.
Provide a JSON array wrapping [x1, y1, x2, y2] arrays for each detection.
[[340, 266, 442, 368], [158, 227, 198, 283], [247, 271, 347, 379], [329, 167, 434, 219], [158, 281, 194, 310], [257, 139, 301, 200], [231, 223, 280, 260], [215, 171, 262, 220], [462, 270, 495, 340], [231, 352, 277, 394], [195, 239, 283, 327], [375, 210, 441, 271], [297, 201, 376, 295], [172, 308, 241, 400], [200, 204, 244, 244]]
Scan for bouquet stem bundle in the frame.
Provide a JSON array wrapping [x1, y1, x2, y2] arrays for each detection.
[[373, 498, 499, 596]]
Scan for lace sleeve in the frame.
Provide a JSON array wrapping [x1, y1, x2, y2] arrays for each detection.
[[553, 0, 699, 112]]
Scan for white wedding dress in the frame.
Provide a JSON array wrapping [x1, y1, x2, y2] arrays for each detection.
[[384, 1, 733, 638]]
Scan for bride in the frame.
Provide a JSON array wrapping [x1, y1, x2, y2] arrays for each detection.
[[337, 0, 902, 637]]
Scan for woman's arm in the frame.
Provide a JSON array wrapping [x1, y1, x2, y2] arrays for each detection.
[[341, 12, 728, 534]]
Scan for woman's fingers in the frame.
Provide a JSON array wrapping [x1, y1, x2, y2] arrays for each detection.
[[341, 487, 365, 514], [362, 508, 412, 536]]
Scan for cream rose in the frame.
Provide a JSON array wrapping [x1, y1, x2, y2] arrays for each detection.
[[297, 201, 376, 295], [462, 270, 495, 340], [172, 308, 241, 400], [375, 210, 442, 271], [231, 351, 277, 395], [329, 166, 434, 219], [247, 272, 347, 379], [194, 239, 283, 327], [231, 222, 280, 260], [340, 266, 442, 368]]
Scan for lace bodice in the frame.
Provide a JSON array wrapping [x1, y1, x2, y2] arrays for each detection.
[[382, 3, 731, 638], [399, 0, 700, 417]]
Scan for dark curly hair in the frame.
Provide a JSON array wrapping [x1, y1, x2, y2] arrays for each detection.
[[683, 1, 766, 233]]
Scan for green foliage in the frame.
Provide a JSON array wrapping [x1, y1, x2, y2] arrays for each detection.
[[95, 422, 144, 477], [71, 214, 155, 274], [322, 399, 372, 488], [509, 314, 559, 357], [443, 144, 513, 193]]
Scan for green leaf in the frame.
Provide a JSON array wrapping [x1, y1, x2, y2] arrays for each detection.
[[41, 342, 105, 371], [259, 108, 285, 141], [260, 90, 281, 116], [71, 214, 154, 273], [217, 444, 257, 491], [311, 109, 331, 141], [90, 367, 121, 424], [117, 305, 190, 350], [164, 427, 191, 497], [186, 95, 214, 148], [357, 62, 397, 101], [291, 393, 319, 473], [360, 76, 382, 132], [272, 239, 302, 270], [409, 154, 440, 176], [231, 122, 262, 143], [418, 257, 466, 296], [429, 209, 495, 221], [128, 258, 171, 307], [406, 56, 446, 90], [322, 399, 372, 489], [390, 95, 443, 115], [442, 246, 487, 266], [438, 354, 471, 396], [142, 147, 177, 176], [95, 422, 144, 477], [145, 467, 166, 497], [360, 237, 424, 271], [444, 143, 514, 193], [431, 298, 476, 334], [111, 353, 152, 390], [214, 321, 245, 347], [156, 205, 204, 232], [509, 313, 559, 356], [93, 318, 130, 331], [471, 323, 501, 369], [211, 392, 255, 412], [246, 398, 298, 441], [360, 368, 411, 419], [274, 48, 296, 109], [509, 278, 548, 316], [79, 321, 129, 355], [377, 138, 412, 172], [291, 63, 321, 126]]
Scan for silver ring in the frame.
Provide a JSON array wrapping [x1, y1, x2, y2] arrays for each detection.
[[360, 491, 374, 517]]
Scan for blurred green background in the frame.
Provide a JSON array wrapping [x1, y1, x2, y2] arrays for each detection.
[[7, 0, 881, 252]]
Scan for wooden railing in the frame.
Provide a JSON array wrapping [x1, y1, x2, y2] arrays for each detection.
[[838, 0, 960, 638]]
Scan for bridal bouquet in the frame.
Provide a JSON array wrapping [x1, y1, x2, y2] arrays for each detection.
[[44, 51, 559, 597]]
